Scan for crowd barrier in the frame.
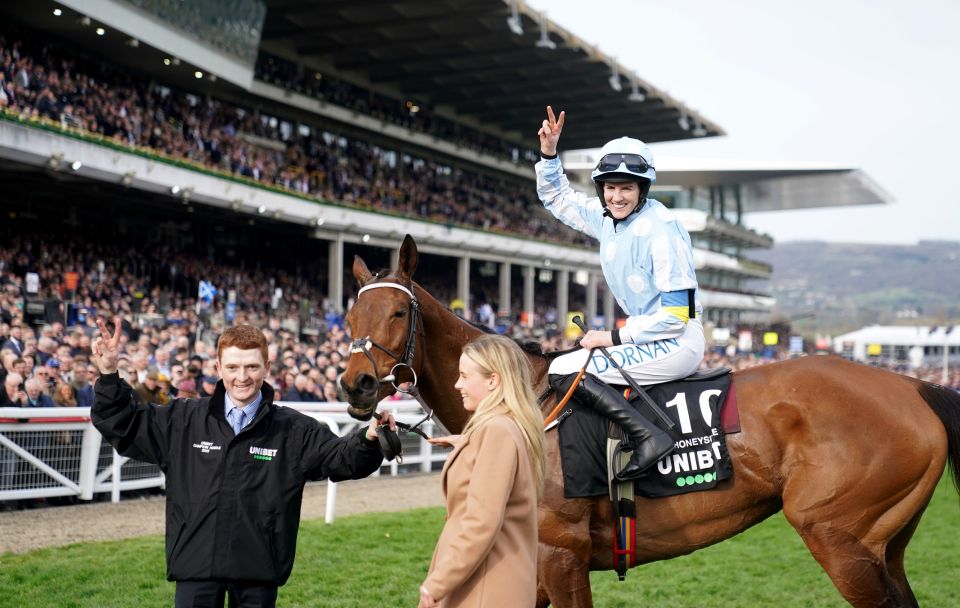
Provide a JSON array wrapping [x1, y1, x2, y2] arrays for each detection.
[[0, 400, 447, 523]]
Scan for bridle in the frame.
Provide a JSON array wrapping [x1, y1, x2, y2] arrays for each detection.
[[349, 281, 422, 389], [347, 280, 435, 457]]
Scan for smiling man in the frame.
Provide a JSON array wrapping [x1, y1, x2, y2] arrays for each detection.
[[91, 320, 393, 608]]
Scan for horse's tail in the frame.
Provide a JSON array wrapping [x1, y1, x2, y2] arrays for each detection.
[[918, 382, 960, 495]]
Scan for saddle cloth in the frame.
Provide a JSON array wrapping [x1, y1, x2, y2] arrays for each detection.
[[556, 369, 737, 499]]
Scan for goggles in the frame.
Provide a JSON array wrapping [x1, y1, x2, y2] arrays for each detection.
[[595, 153, 651, 174]]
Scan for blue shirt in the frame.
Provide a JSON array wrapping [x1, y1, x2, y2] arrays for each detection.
[[536, 156, 703, 345], [224, 390, 263, 435]]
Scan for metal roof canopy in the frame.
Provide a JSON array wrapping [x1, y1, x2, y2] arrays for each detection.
[[564, 153, 894, 213], [261, 0, 724, 149]]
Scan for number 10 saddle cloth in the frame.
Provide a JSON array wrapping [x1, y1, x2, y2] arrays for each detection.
[[555, 368, 740, 499]]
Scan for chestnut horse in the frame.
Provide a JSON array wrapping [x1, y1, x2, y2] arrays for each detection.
[[340, 236, 960, 608]]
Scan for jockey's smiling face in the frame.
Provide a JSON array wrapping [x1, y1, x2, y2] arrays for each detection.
[[603, 181, 641, 220]]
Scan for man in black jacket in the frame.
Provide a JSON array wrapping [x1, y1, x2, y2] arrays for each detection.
[[91, 319, 394, 608]]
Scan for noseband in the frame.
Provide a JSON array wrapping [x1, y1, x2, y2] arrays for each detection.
[[348, 280, 434, 460]]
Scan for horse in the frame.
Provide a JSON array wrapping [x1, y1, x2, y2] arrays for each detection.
[[339, 235, 960, 608]]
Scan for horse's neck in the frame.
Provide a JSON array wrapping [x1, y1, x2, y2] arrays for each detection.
[[413, 285, 553, 430], [415, 288, 480, 433]]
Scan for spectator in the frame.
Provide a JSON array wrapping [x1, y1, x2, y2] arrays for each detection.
[[52, 382, 77, 407], [1, 323, 24, 355], [198, 374, 218, 398], [24, 377, 54, 407], [134, 370, 170, 406], [282, 373, 316, 402], [176, 377, 199, 399], [1, 371, 26, 406], [70, 361, 95, 407]]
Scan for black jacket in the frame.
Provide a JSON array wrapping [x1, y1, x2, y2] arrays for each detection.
[[93, 373, 383, 585]]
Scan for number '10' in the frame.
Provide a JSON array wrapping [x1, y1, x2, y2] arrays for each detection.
[[664, 390, 722, 435]]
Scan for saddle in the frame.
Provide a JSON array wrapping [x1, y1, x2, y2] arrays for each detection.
[[554, 367, 739, 499]]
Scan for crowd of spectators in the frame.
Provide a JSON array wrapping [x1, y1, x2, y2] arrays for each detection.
[[254, 52, 540, 164], [0, 27, 593, 248]]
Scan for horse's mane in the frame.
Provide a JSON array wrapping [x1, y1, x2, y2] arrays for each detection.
[[365, 274, 574, 362], [461, 317, 578, 360]]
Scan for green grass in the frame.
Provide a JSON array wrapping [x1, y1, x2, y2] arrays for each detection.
[[1, 477, 957, 607]]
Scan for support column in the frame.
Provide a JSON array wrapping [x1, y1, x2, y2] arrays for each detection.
[[586, 272, 598, 327], [498, 261, 511, 321], [603, 283, 615, 329], [556, 269, 569, 331], [457, 255, 471, 320], [523, 265, 535, 327], [389, 248, 399, 271], [327, 235, 344, 312]]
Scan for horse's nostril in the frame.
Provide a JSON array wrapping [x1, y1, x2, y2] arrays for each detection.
[[357, 374, 378, 393]]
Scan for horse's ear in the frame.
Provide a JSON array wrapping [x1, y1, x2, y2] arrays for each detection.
[[353, 255, 373, 285], [397, 234, 418, 278]]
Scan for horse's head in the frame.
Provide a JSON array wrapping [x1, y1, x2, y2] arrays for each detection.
[[340, 235, 422, 420]]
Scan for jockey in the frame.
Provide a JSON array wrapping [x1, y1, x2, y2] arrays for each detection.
[[535, 106, 705, 480]]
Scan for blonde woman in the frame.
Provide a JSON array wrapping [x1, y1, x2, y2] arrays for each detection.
[[419, 334, 545, 608]]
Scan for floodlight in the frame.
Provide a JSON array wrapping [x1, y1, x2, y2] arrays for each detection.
[[535, 12, 556, 49], [506, 0, 523, 35]]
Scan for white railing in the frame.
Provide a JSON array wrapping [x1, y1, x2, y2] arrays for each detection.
[[0, 400, 447, 523]]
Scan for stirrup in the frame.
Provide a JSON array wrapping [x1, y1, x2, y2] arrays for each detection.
[[611, 442, 646, 482]]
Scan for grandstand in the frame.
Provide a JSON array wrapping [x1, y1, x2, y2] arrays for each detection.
[[0, 0, 897, 344], [0, 0, 725, 336]]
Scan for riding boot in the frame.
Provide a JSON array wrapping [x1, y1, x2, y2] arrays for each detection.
[[550, 373, 674, 480]]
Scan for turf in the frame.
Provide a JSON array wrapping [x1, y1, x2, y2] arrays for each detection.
[[1, 476, 956, 607]]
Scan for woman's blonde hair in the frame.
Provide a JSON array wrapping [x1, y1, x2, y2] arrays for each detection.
[[460, 334, 545, 497]]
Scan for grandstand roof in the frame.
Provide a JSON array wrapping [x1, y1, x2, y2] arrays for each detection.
[[260, 0, 724, 148], [563, 153, 894, 213]]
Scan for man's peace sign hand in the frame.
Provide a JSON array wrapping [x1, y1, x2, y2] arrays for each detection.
[[92, 317, 122, 375], [538, 105, 565, 157]]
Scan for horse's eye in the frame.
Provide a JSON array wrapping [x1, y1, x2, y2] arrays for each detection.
[[394, 309, 407, 319]]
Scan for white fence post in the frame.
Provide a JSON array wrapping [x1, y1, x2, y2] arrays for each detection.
[[78, 422, 102, 500]]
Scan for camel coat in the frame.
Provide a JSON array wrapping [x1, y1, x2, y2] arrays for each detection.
[[423, 413, 538, 607]]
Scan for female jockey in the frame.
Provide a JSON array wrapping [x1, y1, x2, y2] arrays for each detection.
[[536, 106, 705, 480]]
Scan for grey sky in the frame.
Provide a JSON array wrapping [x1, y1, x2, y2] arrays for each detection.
[[525, 0, 960, 244]]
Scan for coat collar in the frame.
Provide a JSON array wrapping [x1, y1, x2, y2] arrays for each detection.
[[206, 379, 276, 427]]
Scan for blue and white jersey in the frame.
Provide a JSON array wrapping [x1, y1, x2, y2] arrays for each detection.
[[536, 156, 702, 345]]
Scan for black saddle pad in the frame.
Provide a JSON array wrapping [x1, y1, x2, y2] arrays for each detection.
[[556, 372, 734, 499]]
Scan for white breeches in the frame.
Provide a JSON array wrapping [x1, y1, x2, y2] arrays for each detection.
[[549, 319, 705, 385]]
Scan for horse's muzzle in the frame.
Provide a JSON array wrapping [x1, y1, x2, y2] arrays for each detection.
[[341, 373, 380, 420], [346, 404, 377, 421]]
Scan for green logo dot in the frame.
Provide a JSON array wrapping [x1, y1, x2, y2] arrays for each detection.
[[685, 476, 695, 485], [704, 473, 714, 482], [694, 474, 704, 484], [676, 477, 686, 487]]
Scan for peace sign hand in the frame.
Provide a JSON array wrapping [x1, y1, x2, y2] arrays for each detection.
[[92, 317, 122, 375], [538, 105, 565, 157]]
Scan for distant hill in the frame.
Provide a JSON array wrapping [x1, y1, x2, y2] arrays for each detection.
[[749, 240, 960, 335]]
